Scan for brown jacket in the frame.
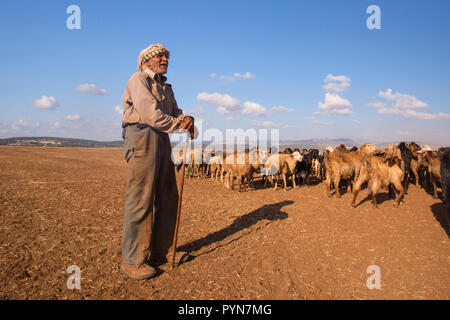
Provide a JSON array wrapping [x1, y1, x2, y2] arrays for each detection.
[[122, 68, 184, 133]]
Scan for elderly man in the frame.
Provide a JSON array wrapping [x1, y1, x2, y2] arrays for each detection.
[[120, 43, 194, 280]]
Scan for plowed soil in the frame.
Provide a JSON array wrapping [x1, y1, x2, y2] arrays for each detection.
[[0, 146, 448, 300]]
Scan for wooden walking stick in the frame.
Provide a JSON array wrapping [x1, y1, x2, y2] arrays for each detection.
[[171, 132, 190, 269]]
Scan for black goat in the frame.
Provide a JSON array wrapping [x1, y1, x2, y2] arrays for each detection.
[[295, 149, 318, 185], [334, 144, 348, 153], [397, 142, 417, 191], [439, 147, 450, 218]]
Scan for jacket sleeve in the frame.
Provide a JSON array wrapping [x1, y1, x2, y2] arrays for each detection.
[[128, 73, 182, 133]]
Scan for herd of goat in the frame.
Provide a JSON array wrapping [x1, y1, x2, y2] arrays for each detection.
[[174, 142, 450, 213]]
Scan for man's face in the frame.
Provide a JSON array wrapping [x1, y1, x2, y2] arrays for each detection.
[[146, 53, 169, 75]]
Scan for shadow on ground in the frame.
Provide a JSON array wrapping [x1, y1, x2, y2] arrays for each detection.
[[238, 177, 323, 192], [176, 200, 293, 265], [353, 190, 401, 208], [430, 202, 450, 238]]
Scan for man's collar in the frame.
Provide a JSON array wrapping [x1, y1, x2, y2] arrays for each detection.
[[143, 68, 167, 84]]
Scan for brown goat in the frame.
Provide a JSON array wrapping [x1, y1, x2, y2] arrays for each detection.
[[423, 151, 441, 198], [263, 152, 303, 191], [334, 144, 348, 153], [208, 151, 223, 181], [323, 143, 379, 198], [221, 150, 238, 188], [186, 149, 207, 178], [408, 142, 422, 186], [229, 151, 263, 192], [352, 152, 404, 208], [221, 150, 264, 191]]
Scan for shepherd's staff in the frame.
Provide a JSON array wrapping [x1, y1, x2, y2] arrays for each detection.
[[171, 131, 190, 269]]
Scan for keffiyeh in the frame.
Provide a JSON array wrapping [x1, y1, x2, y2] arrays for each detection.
[[138, 44, 170, 71]]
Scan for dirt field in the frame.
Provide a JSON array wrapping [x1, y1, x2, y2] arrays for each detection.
[[0, 146, 448, 300]]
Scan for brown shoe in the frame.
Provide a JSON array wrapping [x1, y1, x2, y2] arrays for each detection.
[[120, 262, 158, 280]]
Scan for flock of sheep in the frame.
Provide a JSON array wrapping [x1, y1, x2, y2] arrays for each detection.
[[174, 142, 450, 214]]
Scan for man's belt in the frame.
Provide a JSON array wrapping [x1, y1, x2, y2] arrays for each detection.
[[121, 122, 150, 140], [122, 122, 149, 130]]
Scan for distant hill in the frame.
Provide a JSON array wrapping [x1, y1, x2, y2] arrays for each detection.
[[278, 138, 363, 150], [0, 137, 124, 148], [0, 136, 443, 150]]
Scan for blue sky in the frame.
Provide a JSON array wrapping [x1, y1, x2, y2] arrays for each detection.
[[0, 0, 449, 144]]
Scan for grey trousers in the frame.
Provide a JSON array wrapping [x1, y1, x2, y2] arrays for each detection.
[[122, 125, 179, 265]]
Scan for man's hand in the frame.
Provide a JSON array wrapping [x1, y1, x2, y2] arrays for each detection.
[[179, 116, 195, 139]]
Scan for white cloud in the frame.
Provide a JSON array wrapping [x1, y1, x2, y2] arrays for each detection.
[[209, 73, 217, 78], [251, 120, 293, 129], [242, 101, 267, 116], [316, 74, 352, 115], [114, 106, 123, 116], [271, 106, 295, 113], [198, 92, 292, 117], [377, 107, 401, 115], [50, 121, 62, 129], [366, 102, 386, 108], [378, 88, 427, 109], [325, 74, 351, 83], [75, 84, 108, 95], [197, 92, 241, 114], [11, 119, 40, 130], [402, 110, 450, 120], [323, 74, 351, 93], [318, 93, 352, 115], [224, 116, 239, 121], [65, 114, 81, 121], [368, 88, 450, 120], [306, 116, 334, 126], [235, 72, 255, 79], [215, 107, 230, 115], [323, 82, 351, 93], [33, 95, 59, 110], [329, 108, 352, 115], [219, 75, 235, 82], [217, 72, 255, 82]]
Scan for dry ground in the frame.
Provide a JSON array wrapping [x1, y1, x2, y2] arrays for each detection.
[[0, 146, 449, 300]]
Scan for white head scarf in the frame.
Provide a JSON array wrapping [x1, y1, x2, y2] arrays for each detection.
[[137, 43, 170, 71]]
